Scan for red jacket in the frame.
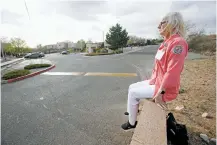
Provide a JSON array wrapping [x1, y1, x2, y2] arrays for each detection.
[[149, 34, 188, 102]]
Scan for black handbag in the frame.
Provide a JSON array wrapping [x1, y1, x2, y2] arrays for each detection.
[[166, 112, 189, 145]]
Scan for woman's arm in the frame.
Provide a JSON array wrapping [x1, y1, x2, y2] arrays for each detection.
[[160, 41, 188, 91]]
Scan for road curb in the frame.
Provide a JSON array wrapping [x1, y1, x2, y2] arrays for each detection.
[[2, 64, 55, 84]]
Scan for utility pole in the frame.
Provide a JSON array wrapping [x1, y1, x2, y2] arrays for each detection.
[[103, 31, 104, 48], [103, 31, 104, 42], [81, 41, 82, 52], [24, 0, 30, 20]]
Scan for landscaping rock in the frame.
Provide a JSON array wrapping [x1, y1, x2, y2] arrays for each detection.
[[200, 134, 209, 143], [202, 112, 209, 118], [175, 105, 184, 111], [209, 138, 216, 145]]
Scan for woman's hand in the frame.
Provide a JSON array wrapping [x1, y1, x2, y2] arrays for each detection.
[[152, 93, 167, 110]]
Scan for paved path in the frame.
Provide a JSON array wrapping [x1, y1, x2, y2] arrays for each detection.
[[1, 59, 53, 76], [1, 58, 24, 67]]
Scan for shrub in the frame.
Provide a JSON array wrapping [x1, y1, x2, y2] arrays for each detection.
[[24, 64, 51, 70], [95, 48, 101, 53], [100, 48, 108, 53], [2, 69, 31, 80], [114, 49, 123, 54], [187, 34, 216, 55]]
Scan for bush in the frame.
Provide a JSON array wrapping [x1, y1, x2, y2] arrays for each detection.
[[24, 64, 51, 70], [187, 34, 216, 55], [95, 48, 101, 53], [100, 48, 108, 53], [2, 69, 31, 80], [114, 49, 123, 54]]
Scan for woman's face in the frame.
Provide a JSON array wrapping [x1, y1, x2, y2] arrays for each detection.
[[158, 19, 168, 37]]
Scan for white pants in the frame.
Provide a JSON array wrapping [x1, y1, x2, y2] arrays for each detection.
[[127, 80, 155, 125]]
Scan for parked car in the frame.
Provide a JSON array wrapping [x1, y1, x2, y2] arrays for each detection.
[[61, 51, 69, 55], [39, 52, 45, 57], [24, 52, 45, 59]]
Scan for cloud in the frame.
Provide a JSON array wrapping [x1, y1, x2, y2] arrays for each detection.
[[1, 10, 23, 25], [170, 1, 216, 33], [38, 1, 109, 21], [0, 0, 216, 47]]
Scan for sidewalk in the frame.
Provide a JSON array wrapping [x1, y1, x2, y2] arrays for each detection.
[[1, 59, 52, 76], [1, 58, 24, 67], [1, 58, 55, 84]]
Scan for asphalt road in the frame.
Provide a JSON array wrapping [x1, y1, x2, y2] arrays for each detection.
[[1, 45, 203, 145]]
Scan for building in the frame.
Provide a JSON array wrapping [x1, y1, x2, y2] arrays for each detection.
[[86, 42, 101, 53], [68, 42, 76, 48], [45, 44, 57, 49], [57, 42, 68, 49]]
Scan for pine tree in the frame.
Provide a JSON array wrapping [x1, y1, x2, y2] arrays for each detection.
[[106, 23, 129, 50]]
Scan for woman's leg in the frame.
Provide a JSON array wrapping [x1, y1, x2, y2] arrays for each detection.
[[127, 80, 151, 113], [122, 80, 155, 130]]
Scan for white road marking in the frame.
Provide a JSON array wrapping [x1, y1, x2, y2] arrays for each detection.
[[84, 72, 137, 77], [41, 72, 84, 76], [41, 72, 137, 77]]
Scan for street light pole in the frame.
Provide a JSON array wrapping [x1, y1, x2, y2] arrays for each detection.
[[81, 42, 82, 52], [103, 31, 104, 42]]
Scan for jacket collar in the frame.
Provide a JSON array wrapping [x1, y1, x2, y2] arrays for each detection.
[[163, 34, 180, 47]]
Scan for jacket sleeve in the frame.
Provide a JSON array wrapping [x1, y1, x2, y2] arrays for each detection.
[[161, 41, 187, 89]]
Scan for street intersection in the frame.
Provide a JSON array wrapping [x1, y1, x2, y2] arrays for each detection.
[[2, 45, 203, 145]]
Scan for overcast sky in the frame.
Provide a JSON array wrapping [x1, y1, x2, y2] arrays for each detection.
[[0, 0, 216, 48]]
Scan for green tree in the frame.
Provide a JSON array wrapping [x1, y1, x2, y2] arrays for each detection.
[[146, 39, 151, 45], [23, 47, 32, 53], [10, 38, 27, 54], [106, 23, 129, 50], [76, 39, 86, 50], [4, 43, 15, 55]]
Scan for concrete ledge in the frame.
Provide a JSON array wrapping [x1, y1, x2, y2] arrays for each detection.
[[130, 99, 167, 145]]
